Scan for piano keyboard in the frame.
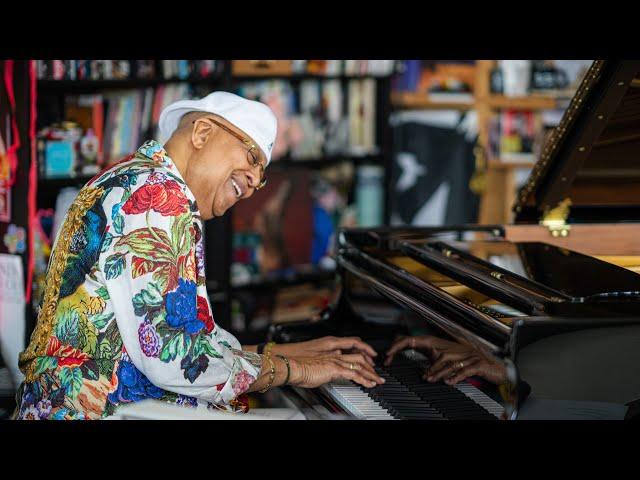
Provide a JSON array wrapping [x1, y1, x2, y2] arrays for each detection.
[[319, 351, 505, 420]]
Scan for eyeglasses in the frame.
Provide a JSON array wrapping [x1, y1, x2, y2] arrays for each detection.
[[193, 117, 267, 190]]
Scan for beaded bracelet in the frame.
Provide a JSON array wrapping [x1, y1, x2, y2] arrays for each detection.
[[258, 355, 276, 393], [276, 354, 291, 385], [264, 341, 276, 358]]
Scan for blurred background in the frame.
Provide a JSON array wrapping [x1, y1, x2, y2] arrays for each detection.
[[0, 60, 592, 409]]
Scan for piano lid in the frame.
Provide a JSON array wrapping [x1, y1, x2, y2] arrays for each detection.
[[513, 60, 640, 224]]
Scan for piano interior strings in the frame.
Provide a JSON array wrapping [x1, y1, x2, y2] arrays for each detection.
[[383, 253, 527, 325], [402, 239, 640, 316]]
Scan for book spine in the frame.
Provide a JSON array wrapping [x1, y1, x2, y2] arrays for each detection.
[[93, 95, 104, 166], [362, 79, 376, 152], [52, 60, 65, 80], [177, 60, 189, 79]]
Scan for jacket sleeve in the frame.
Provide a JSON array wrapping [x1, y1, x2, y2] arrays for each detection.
[[98, 170, 262, 405]]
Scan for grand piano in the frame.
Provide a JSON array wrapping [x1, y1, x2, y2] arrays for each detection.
[[268, 60, 640, 420]]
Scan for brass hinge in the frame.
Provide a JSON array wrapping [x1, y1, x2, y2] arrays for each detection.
[[540, 198, 572, 237]]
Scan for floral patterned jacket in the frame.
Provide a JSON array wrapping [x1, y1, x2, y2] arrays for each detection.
[[15, 140, 262, 420]]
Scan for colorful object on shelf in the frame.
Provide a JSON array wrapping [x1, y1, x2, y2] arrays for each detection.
[[355, 165, 384, 227], [3, 223, 26, 254], [79, 128, 100, 175], [44, 140, 76, 178]]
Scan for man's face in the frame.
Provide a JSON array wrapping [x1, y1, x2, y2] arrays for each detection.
[[187, 116, 266, 220]]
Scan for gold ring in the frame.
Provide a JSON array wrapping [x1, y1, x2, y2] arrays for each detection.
[[349, 363, 354, 370], [458, 361, 464, 370]]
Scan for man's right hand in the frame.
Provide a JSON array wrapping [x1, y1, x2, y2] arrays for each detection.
[[289, 353, 385, 389], [384, 335, 507, 386]]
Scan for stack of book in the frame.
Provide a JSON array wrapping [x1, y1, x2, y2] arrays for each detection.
[[300, 60, 395, 76], [103, 83, 191, 162], [36, 60, 219, 81], [236, 78, 378, 161], [488, 110, 540, 164], [160, 60, 217, 80], [393, 60, 475, 103], [38, 83, 194, 177]]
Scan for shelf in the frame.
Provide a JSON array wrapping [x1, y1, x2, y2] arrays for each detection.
[[233, 73, 393, 82], [484, 94, 561, 110], [391, 91, 475, 110], [269, 153, 383, 170], [228, 267, 336, 292], [37, 76, 225, 91], [38, 175, 95, 189], [393, 92, 571, 111]]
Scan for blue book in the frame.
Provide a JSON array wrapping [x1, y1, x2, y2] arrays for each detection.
[[404, 60, 421, 92], [45, 141, 76, 178], [177, 60, 190, 79]]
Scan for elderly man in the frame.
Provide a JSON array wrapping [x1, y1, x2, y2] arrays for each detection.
[[15, 92, 383, 420]]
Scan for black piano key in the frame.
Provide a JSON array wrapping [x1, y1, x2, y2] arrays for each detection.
[[326, 354, 500, 421], [382, 357, 498, 420]]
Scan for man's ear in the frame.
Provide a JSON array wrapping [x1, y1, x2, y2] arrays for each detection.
[[191, 119, 214, 149]]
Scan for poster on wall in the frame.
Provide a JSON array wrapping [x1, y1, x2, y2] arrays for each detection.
[[0, 253, 25, 385]]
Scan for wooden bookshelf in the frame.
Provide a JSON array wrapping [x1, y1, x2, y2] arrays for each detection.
[[391, 91, 475, 110], [474, 61, 577, 225], [391, 60, 578, 226], [485, 94, 559, 110], [487, 160, 536, 170]]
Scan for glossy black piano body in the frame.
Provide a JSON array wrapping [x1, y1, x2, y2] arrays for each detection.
[[272, 227, 640, 419], [271, 61, 640, 419]]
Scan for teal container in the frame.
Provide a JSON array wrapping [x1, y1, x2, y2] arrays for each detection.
[[355, 165, 384, 227]]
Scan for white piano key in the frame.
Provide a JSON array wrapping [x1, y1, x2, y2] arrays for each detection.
[[316, 351, 507, 420], [320, 382, 397, 420]]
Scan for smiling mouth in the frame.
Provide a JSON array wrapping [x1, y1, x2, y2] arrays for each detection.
[[231, 178, 242, 198]]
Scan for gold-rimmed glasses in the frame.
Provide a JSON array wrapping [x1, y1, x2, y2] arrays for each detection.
[[193, 117, 267, 190]]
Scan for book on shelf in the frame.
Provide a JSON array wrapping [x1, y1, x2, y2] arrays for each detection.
[[236, 78, 378, 161], [64, 94, 105, 167], [348, 78, 377, 155], [394, 61, 475, 98], [488, 110, 542, 165], [38, 83, 193, 171], [232, 60, 393, 77], [427, 92, 474, 104], [344, 60, 394, 76], [103, 85, 191, 162], [393, 60, 422, 92], [36, 60, 218, 81]]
